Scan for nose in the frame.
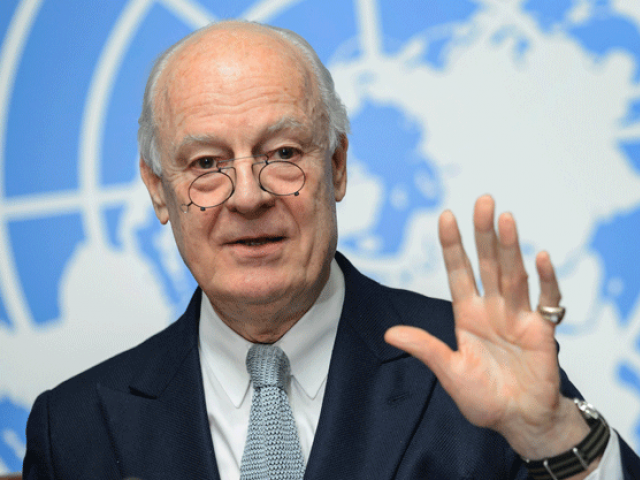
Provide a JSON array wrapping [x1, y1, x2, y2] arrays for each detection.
[[224, 156, 274, 214]]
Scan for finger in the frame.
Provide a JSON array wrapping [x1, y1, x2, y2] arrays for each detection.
[[384, 325, 456, 388], [439, 210, 478, 302], [497, 212, 531, 312], [536, 251, 561, 308], [473, 195, 500, 297]]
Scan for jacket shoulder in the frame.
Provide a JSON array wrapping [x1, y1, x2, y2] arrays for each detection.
[[46, 288, 201, 399]]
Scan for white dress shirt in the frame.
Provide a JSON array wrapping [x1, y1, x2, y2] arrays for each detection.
[[198, 260, 622, 480], [199, 259, 345, 480]]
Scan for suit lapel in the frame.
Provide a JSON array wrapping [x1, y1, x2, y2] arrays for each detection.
[[98, 289, 221, 480], [95, 254, 449, 480], [305, 254, 440, 480]]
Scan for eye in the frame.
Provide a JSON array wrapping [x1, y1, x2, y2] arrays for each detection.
[[272, 147, 300, 161], [195, 157, 216, 169]]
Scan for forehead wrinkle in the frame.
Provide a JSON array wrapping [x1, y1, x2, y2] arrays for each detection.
[[174, 116, 316, 160], [175, 134, 225, 157], [155, 25, 326, 159], [159, 62, 317, 146], [265, 117, 316, 144]]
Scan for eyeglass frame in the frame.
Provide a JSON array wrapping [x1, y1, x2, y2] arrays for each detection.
[[180, 152, 307, 213]]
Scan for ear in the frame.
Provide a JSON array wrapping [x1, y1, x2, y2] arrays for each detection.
[[139, 157, 170, 224], [331, 134, 348, 202]]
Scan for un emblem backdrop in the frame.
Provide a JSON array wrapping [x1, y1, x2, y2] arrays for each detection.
[[2, 0, 640, 472]]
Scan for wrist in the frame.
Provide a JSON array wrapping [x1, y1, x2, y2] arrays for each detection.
[[519, 399, 609, 480], [503, 396, 589, 459]]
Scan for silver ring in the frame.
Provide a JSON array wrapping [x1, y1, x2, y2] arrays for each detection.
[[537, 305, 566, 325]]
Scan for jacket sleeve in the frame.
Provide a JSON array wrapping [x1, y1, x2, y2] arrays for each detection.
[[619, 435, 640, 480], [22, 391, 56, 480]]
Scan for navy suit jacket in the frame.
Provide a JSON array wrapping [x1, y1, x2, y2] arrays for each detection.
[[23, 253, 640, 479]]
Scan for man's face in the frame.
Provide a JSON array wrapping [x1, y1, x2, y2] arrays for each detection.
[[140, 27, 347, 335]]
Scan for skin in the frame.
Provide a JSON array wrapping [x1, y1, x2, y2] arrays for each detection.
[[386, 195, 600, 475], [140, 23, 347, 343], [141, 22, 601, 477]]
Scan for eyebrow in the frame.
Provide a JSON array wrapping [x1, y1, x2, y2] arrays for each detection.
[[174, 116, 317, 158], [265, 117, 308, 136], [175, 134, 222, 152], [262, 116, 318, 147], [171, 134, 226, 166]]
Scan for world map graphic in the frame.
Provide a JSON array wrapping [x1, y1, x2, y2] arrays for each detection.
[[1, 0, 640, 472]]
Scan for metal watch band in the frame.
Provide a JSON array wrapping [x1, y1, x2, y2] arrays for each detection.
[[521, 399, 610, 480]]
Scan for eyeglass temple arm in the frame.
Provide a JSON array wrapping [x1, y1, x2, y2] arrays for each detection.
[[181, 202, 209, 213]]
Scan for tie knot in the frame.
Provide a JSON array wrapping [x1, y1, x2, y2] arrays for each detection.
[[246, 344, 290, 389]]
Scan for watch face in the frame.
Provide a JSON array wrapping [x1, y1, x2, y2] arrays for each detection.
[[574, 398, 601, 422]]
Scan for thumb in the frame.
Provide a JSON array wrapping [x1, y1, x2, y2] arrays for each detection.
[[384, 325, 454, 381]]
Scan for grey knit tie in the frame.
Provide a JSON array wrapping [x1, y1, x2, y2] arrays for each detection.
[[240, 344, 305, 480]]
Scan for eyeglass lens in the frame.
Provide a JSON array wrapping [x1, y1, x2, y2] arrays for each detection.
[[188, 160, 305, 209]]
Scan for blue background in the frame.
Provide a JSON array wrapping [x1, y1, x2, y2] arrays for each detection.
[[1, 0, 639, 472]]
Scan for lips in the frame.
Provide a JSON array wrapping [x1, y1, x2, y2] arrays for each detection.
[[224, 234, 287, 259], [234, 236, 284, 246]]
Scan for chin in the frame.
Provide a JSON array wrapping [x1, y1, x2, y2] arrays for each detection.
[[218, 273, 295, 302]]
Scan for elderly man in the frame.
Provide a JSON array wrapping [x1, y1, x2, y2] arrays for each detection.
[[23, 20, 640, 480]]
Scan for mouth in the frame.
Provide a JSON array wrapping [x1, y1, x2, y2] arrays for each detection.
[[232, 236, 285, 247]]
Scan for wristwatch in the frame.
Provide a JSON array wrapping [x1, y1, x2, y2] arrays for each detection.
[[520, 399, 610, 480]]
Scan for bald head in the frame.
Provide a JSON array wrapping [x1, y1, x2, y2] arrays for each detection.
[[138, 21, 349, 174], [136, 22, 350, 339]]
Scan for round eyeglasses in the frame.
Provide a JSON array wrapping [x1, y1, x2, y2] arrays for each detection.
[[180, 153, 306, 212]]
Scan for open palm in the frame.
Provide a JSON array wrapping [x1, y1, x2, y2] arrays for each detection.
[[385, 195, 584, 458]]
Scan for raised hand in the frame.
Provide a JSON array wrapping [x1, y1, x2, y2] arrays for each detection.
[[385, 195, 591, 461]]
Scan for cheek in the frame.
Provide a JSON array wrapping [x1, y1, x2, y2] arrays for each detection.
[[170, 215, 222, 283], [315, 165, 338, 220], [165, 194, 188, 242], [301, 169, 339, 246], [166, 199, 219, 263]]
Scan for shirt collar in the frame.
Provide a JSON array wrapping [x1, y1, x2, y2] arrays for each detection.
[[198, 259, 345, 408]]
